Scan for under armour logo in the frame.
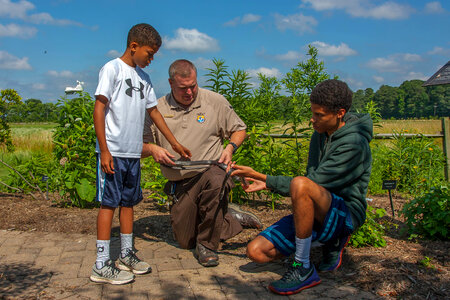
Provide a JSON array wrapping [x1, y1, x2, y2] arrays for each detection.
[[125, 79, 144, 99]]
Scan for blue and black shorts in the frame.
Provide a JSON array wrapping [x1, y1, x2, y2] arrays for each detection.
[[96, 154, 143, 208], [259, 193, 354, 256]]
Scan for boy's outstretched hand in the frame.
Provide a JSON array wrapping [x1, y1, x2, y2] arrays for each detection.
[[172, 143, 192, 159], [229, 163, 268, 192]]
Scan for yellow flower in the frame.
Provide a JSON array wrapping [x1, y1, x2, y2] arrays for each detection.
[[413, 166, 418, 169], [428, 147, 433, 151]]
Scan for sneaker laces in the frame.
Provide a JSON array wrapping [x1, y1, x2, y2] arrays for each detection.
[[280, 261, 302, 281], [125, 250, 141, 266], [101, 262, 120, 277]]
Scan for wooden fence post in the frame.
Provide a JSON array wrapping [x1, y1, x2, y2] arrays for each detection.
[[443, 117, 450, 182]]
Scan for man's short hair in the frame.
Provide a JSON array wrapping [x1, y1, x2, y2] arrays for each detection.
[[169, 59, 197, 80], [127, 23, 162, 48], [310, 79, 353, 113]]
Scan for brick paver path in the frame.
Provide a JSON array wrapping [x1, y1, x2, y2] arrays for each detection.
[[0, 230, 379, 299]]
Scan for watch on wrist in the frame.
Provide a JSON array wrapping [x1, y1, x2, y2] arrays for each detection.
[[229, 142, 238, 154]]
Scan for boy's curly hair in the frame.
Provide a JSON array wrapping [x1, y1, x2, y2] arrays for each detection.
[[310, 79, 352, 113], [127, 23, 162, 48]]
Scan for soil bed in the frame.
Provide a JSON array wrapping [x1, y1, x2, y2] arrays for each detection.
[[0, 192, 448, 299]]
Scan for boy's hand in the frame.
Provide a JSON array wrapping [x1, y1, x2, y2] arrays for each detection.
[[240, 178, 267, 193], [100, 150, 115, 174], [172, 143, 192, 159], [146, 144, 176, 165]]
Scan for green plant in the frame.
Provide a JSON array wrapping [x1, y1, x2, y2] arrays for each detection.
[[52, 92, 97, 207], [349, 205, 387, 248], [0, 89, 22, 152], [141, 157, 168, 206], [401, 185, 449, 240], [419, 256, 436, 269], [369, 132, 446, 196]]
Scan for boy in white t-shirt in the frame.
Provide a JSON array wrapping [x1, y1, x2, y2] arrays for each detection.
[[90, 23, 191, 285]]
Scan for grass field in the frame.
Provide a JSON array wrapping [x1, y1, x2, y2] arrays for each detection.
[[0, 123, 57, 179]]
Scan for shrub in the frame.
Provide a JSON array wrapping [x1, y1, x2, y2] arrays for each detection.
[[0, 89, 22, 152], [52, 92, 97, 207], [349, 205, 387, 248], [369, 131, 446, 196], [401, 185, 449, 240]]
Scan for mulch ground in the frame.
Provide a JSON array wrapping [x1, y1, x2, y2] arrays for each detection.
[[0, 191, 448, 299]]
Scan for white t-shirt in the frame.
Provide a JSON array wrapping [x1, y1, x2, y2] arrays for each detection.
[[95, 58, 157, 158]]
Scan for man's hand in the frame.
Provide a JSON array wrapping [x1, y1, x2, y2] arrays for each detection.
[[143, 143, 176, 165], [172, 143, 192, 159], [218, 145, 233, 165], [100, 150, 115, 174]]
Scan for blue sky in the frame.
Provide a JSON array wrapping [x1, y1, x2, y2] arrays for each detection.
[[0, 0, 449, 102]]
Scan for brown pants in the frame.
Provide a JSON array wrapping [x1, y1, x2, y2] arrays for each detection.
[[164, 165, 243, 251]]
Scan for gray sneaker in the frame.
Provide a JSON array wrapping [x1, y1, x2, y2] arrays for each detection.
[[90, 259, 134, 285], [117, 250, 152, 275]]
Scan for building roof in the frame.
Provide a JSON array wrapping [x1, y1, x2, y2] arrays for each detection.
[[422, 61, 450, 86]]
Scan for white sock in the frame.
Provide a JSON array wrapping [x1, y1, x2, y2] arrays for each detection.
[[120, 233, 133, 258], [295, 235, 312, 269], [96, 240, 110, 269]]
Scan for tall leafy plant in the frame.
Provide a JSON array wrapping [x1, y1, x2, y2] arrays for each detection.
[[0, 89, 22, 152], [53, 92, 97, 207]]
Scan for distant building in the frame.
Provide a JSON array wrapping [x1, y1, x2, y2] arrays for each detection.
[[422, 61, 450, 86]]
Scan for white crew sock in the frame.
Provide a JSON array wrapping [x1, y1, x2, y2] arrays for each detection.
[[295, 235, 312, 269], [96, 240, 110, 269], [120, 233, 133, 258]]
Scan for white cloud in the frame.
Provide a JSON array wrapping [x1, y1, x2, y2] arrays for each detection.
[[274, 50, 303, 61], [27, 12, 82, 26], [0, 0, 34, 19], [193, 57, 214, 70], [0, 51, 31, 70], [164, 28, 219, 53], [366, 53, 422, 72], [301, 0, 414, 20], [0, 23, 37, 38], [242, 14, 261, 24], [373, 75, 384, 83], [107, 50, 121, 58], [342, 77, 364, 89], [47, 70, 74, 78], [224, 13, 261, 27], [247, 67, 282, 79], [401, 53, 422, 62], [32, 83, 45, 90], [274, 13, 317, 34], [310, 41, 357, 56], [428, 46, 450, 56], [0, 0, 81, 26], [403, 71, 427, 81], [424, 2, 445, 14], [366, 57, 402, 72]]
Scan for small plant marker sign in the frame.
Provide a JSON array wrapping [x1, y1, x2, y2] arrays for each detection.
[[382, 180, 397, 217], [41, 175, 49, 200]]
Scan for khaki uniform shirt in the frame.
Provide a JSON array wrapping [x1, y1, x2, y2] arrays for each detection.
[[143, 88, 246, 181]]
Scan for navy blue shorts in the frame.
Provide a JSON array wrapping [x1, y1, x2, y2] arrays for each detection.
[[259, 193, 354, 256], [96, 154, 143, 208]]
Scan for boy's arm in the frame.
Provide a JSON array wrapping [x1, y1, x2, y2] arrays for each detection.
[[93, 95, 114, 174], [147, 106, 191, 158]]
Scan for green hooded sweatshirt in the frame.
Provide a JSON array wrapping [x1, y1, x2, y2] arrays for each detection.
[[266, 113, 373, 229]]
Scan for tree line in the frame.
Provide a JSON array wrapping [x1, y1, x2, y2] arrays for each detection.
[[2, 80, 449, 124], [352, 80, 449, 119]]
